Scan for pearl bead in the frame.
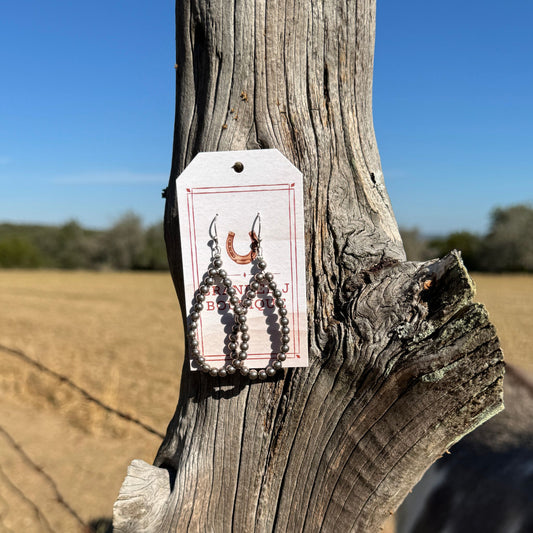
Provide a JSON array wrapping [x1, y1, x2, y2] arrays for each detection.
[[189, 321, 197, 329], [205, 277, 214, 286], [228, 342, 237, 351], [190, 339, 199, 347], [230, 296, 239, 305], [281, 335, 290, 343], [238, 351, 247, 360], [269, 281, 277, 290], [249, 369, 258, 380], [258, 370, 267, 380], [214, 259, 222, 267], [209, 368, 219, 377], [273, 289, 282, 298], [279, 308, 288, 316], [200, 284, 209, 294], [281, 344, 290, 353], [233, 359, 243, 368], [209, 268, 218, 276], [218, 368, 227, 378], [223, 278, 232, 287], [226, 287, 236, 296], [196, 293, 205, 302], [226, 365, 236, 374], [258, 260, 267, 270], [191, 312, 200, 321], [187, 330, 196, 338], [194, 303, 203, 312], [192, 348, 200, 357], [280, 317, 289, 326], [247, 291, 256, 299], [266, 366, 276, 376], [281, 326, 290, 335], [218, 269, 227, 278], [273, 360, 282, 370], [240, 366, 249, 376], [201, 364, 210, 372], [240, 342, 249, 351], [256, 272, 265, 281], [240, 324, 249, 332], [238, 315, 247, 323], [265, 272, 274, 281], [275, 298, 285, 308], [243, 298, 252, 307], [197, 356, 205, 364], [241, 333, 250, 342], [277, 353, 287, 361], [250, 281, 259, 290]]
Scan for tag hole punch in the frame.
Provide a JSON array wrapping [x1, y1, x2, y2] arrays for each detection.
[[232, 161, 244, 173]]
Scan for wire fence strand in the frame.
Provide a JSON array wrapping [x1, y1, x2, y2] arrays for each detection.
[[0, 463, 55, 533], [0, 424, 87, 529], [0, 343, 165, 439]]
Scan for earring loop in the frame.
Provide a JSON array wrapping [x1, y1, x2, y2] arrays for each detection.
[[187, 215, 239, 377], [230, 213, 289, 380], [188, 213, 290, 380]]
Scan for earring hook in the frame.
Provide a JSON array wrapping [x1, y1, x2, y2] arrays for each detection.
[[209, 214, 219, 241], [251, 212, 262, 257], [251, 212, 261, 242], [209, 214, 221, 255]]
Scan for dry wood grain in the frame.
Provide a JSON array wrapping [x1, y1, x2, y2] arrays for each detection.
[[114, 1, 504, 531]]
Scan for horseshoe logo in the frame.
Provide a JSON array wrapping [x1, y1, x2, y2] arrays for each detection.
[[226, 231, 258, 264]]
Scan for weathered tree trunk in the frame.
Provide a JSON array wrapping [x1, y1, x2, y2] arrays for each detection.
[[113, 1, 504, 531]]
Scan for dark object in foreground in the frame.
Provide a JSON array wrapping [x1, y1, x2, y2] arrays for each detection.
[[397, 364, 533, 533]]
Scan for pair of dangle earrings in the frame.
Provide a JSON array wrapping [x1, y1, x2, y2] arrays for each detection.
[[188, 213, 290, 380]]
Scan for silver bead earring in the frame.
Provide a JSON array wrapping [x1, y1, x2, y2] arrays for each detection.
[[230, 213, 290, 380], [188, 214, 238, 378]]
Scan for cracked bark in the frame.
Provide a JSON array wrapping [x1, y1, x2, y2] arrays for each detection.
[[113, 1, 504, 531]]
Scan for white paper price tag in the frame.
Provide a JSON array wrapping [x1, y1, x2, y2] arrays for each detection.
[[177, 149, 308, 370]]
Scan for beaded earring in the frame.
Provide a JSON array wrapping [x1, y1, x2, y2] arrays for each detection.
[[229, 213, 290, 380], [187, 214, 239, 377]]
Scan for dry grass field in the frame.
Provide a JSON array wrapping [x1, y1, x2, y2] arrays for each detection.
[[0, 269, 531, 531], [0, 270, 183, 532]]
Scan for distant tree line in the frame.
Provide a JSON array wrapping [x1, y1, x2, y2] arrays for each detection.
[[0, 204, 531, 271], [401, 203, 533, 271], [0, 212, 167, 270]]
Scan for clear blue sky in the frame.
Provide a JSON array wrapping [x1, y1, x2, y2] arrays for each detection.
[[1, 1, 531, 235]]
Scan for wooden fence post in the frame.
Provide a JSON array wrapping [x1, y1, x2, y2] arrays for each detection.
[[113, 1, 504, 531]]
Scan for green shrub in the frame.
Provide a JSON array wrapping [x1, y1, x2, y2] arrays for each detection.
[[0, 236, 45, 267]]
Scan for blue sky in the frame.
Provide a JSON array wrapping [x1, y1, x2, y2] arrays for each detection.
[[1, 1, 531, 234]]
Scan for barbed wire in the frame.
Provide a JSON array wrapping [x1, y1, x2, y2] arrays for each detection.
[[0, 463, 55, 533], [0, 424, 87, 529], [0, 343, 165, 439]]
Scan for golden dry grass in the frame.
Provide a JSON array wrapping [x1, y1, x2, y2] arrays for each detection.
[[0, 270, 530, 531], [472, 273, 533, 376], [0, 270, 183, 530]]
